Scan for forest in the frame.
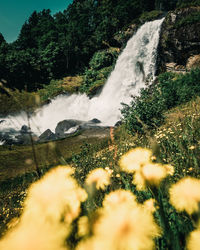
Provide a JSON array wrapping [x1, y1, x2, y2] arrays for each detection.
[[0, 0, 193, 91]]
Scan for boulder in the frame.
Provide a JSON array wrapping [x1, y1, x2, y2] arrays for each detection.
[[64, 125, 80, 135], [20, 125, 31, 134], [55, 119, 82, 138], [38, 129, 57, 142], [15, 134, 32, 145], [114, 121, 122, 127], [89, 118, 101, 124]]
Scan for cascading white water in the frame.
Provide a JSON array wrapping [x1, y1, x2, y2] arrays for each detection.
[[0, 18, 164, 135]]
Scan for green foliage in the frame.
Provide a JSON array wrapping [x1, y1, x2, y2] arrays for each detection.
[[121, 88, 166, 133], [139, 10, 163, 23], [176, 0, 200, 8], [89, 49, 119, 70], [0, 90, 41, 116], [122, 68, 200, 134], [80, 66, 112, 95], [80, 47, 120, 95], [38, 79, 65, 101], [175, 11, 200, 27]]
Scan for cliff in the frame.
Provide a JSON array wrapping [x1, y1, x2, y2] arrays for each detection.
[[157, 6, 200, 73]]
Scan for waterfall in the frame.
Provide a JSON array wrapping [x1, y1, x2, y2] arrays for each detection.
[[0, 18, 164, 135]]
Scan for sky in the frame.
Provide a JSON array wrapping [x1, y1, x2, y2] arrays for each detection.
[[0, 0, 73, 43]]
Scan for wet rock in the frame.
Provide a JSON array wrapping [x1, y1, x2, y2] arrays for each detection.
[[20, 125, 31, 134], [38, 129, 57, 142], [64, 126, 80, 135], [114, 121, 122, 127], [55, 119, 82, 138], [89, 118, 101, 124], [15, 134, 32, 145]]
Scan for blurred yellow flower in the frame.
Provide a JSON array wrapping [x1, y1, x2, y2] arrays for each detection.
[[86, 168, 110, 190], [103, 190, 137, 210], [78, 216, 89, 238], [164, 164, 174, 176], [119, 148, 174, 191], [143, 199, 156, 213], [77, 205, 161, 250], [189, 145, 195, 150], [169, 177, 200, 215], [119, 147, 152, 173], [142, 164, 168, 187], [132, 171, 146, 190], [187, 229, 200, 250], [151, 156, 156, 161], [0, 166, 87, 250]]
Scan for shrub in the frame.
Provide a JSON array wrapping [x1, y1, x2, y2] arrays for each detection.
[[121, 68, 200, 134], [0, 89, 40, 115], [38, 79, 65, 101], [80, 48, 120, 95], [139, 10, 163, 23], [89, 48, 119, 70], [80, 66, 113, 94]]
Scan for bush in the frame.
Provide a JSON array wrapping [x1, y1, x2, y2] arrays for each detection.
[[0, 89, 40, 115], [80, 66, 113, 95], [38, 79, 65, 101], [80, 48, 120, 95], [121, 68, 200, 134], [139, 10, 163, 23], [89, 48, 120, 70]]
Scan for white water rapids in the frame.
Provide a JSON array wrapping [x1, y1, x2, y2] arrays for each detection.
[[0, 18, 164, 136]]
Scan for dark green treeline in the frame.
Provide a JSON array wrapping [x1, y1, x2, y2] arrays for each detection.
[[0, 0, 197, 91]]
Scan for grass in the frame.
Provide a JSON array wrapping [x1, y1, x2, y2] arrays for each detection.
[[1, 96, 200, 247], [0, 130, 110, 237]]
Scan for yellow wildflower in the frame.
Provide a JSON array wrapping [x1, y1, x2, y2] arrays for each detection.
[[0, 166, 87, 250], [132, 171, 146, 190], [142, 163, 168, 187], [103, 190, 137, 210], [85, 168, 110, 190], [189, 145, 195, 150], [119, 147, 152, 173], [80, 205, 161, 250], [143, 199, 157, 213], [187, 229, 200, 250], [151, 156, 156, 161], [78, 216, 89, 237], [164, 164, 174, 176], [169, 177, 200, 215]]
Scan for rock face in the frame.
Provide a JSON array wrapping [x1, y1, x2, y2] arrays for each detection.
[[38, 129, 57, 142], [186, 54, 200, 69], [157, 7, 200, 73]]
